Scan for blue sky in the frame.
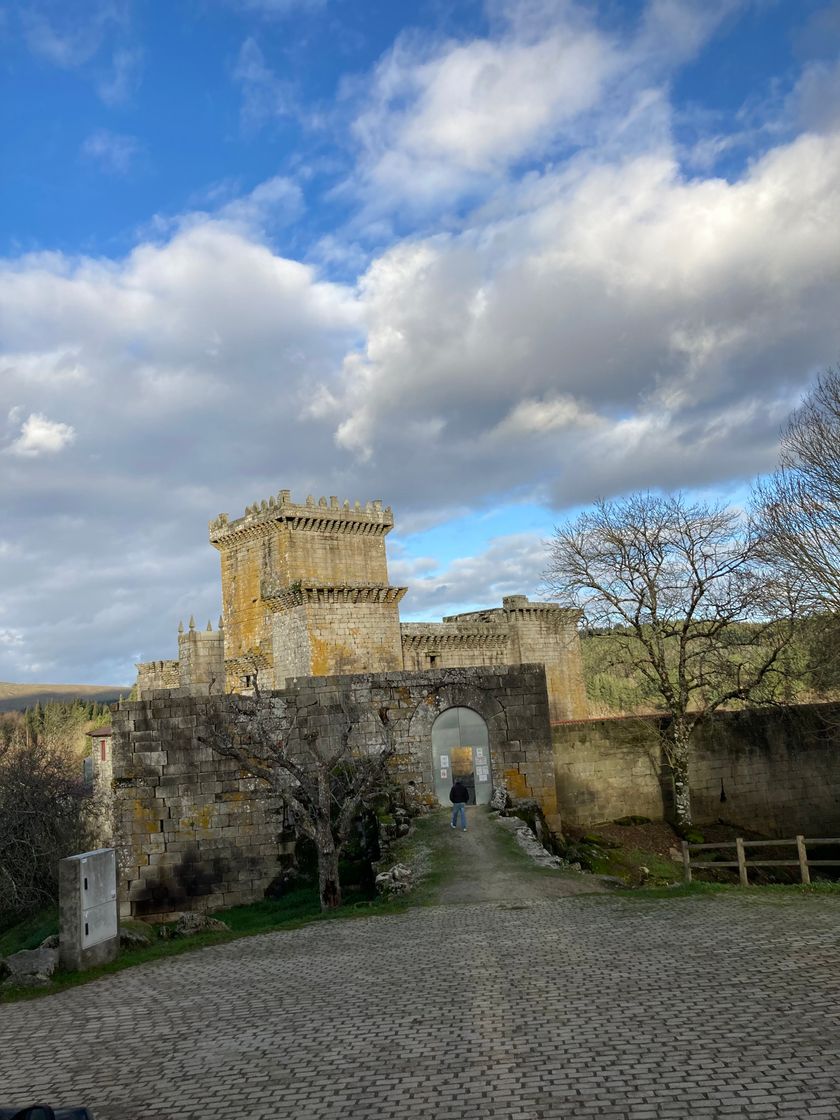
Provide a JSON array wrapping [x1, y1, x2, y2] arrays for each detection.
[[1, 0, 839, 683]]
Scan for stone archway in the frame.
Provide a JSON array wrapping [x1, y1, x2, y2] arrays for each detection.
[[431, 707, 492, 805]]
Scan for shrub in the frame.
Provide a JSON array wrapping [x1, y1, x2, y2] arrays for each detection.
[[0, 736, 97, 930]]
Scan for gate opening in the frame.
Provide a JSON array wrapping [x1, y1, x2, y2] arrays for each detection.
[[431, 707, 492, 805]]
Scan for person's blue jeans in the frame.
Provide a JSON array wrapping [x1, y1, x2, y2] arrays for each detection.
[[451, 802, 467, 830]]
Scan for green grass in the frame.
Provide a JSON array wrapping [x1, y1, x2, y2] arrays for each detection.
[[382, 809, 454, 902], [0, 907, 59, 956], [588, 845, 683, 885], [608, 879, 840, 902]]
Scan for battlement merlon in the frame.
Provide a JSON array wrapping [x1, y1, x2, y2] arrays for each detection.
[[209, 490, 394, 548]]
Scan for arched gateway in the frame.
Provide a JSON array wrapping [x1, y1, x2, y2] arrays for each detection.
[[431, 707, 492, 806]]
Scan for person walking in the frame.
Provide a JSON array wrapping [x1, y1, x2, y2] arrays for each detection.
[[449, 777, 470, 831]]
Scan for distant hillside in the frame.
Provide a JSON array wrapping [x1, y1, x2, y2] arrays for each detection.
[[0, 682, 129, 713]]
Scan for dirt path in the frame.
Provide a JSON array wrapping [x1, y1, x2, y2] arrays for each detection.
[[434, 804, 607, 903]]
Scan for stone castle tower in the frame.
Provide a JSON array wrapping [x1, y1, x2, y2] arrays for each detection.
[[137, 488, 588, 723], [208, 490, 407, 690]]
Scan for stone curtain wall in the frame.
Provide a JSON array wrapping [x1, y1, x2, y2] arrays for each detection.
[[111, 695, 290, 921], [553, 717, 665, 826], [135, 659, 179, 696], [282, 663, 556, 820], [111, 664, 555, 919], [553, 704, 840, 835]]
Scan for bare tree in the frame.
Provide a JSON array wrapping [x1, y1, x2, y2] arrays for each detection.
[[0, 732, 96, 926], [754, 368, 840, 613], [544, 492, 798, 828], [199, 683, 396, 911]]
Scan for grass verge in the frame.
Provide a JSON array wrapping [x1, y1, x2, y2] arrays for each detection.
[[611, 879, 840, 902]]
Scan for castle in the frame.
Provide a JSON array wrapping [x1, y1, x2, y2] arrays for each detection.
[[136, 489, 589, 726], [109, 490, 840, 919]]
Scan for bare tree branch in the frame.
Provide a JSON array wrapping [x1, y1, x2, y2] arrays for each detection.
[[198, 673, 399, 911]]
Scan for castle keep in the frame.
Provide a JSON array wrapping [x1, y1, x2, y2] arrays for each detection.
[[137, 489, 588, 725]]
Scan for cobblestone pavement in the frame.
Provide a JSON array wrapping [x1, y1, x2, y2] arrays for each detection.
[[2, 831, 840, 1119]]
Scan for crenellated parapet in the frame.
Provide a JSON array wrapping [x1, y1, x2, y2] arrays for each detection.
[[400, 623, 509, 651], [443, 595, 582, 626], [209, 491, 394, 549], [135, 658, 180, 697], [262, 581, 407, 611]]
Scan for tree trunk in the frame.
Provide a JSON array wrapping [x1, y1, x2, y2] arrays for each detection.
[[317, 834, 341, 911], [668, 724, 693, 829], [314, 762, 342, 911]]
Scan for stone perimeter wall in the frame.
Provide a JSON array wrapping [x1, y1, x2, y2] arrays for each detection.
[[111, 696, 290, 921], [112, 663, 554, 920], [553, 704, 840, 836]]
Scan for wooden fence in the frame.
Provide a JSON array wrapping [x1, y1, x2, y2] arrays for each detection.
[[681, 836, 840, 886]]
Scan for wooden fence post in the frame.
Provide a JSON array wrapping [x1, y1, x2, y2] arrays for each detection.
[[681, 841, 692, 885], [736, 837, 749, 887], [796, 835, 811, 885]]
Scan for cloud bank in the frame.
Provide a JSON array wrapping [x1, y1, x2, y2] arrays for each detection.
[[2, 0, 840, 682]]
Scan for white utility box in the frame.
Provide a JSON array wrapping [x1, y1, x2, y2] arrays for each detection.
[[59, 847, 119, 970]]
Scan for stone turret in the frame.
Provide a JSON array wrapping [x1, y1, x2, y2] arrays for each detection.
[[178, 617, 225, 695], [210, 490, 406, 689]]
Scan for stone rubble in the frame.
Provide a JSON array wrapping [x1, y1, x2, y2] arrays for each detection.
[[494, 814, 581, 871], [119, 926, 152, 949], [169, 912, 231, 938], [489, 783, 511, 811], [0, 944, 59, 989], [374, 863, 414, 896]]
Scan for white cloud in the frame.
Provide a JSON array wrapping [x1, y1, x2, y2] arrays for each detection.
[[0, 219, 362, 680], [347, 0, 740, 215], [396, 532, 549, 618], [316, 127, 840, 508], [98, 45, 143, 105], [0, 349, 89, 386], [143, 175, 305, 243], [81, 129, 143, 175], [7, 413, 76, 457], [233, 38, 299, 131], [21, 1, 129, 68], [215, 176, 305, 234]]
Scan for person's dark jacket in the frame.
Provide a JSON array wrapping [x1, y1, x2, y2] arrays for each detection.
[[449, 780, 469, 804]]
